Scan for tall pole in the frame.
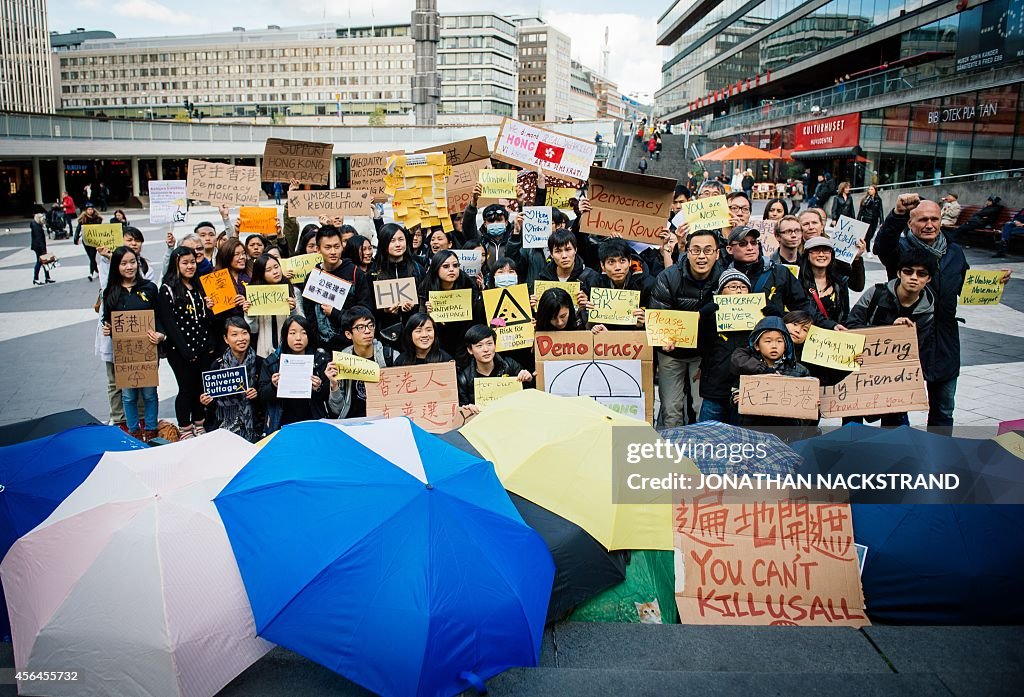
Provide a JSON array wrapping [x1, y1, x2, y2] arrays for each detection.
[[411, 0, 439, 126]]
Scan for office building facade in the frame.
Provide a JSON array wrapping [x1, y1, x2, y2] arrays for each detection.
[[515, 17, 573, 122], [439, 13, 517, 122], [1, 0, 54, 113]]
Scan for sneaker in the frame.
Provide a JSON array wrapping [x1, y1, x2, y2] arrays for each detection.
[[178, 425, 195, 440], [193, 422, 207, 436]]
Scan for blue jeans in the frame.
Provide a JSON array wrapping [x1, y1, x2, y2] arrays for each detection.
[[123, 386, 158, 430], [698, 398, 735, 424], [1002, 221, 1023, 243], [926, 378, 956, 432]]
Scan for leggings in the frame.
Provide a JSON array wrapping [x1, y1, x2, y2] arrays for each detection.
[[166, 348, 206, 425], [84, 244, 98, 275]]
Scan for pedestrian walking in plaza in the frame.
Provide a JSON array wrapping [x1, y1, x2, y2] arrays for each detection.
[[830, 181, 855, 226], [61, 191, 77, 234], [30, 212, 55, 286], [74, 202, 104, 281]]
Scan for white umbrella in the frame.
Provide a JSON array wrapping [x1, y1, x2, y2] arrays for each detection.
[[1, 430, 273, 697]]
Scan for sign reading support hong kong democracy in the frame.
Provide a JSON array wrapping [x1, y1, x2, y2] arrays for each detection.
[[493, 117, 597, 183]]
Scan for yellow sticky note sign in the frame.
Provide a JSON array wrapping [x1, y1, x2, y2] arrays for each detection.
[[82, 223, 122, 249], [478, 169, 518, 198], [546, 187, 576, 209], [245, 284, 291, 316], [405, 164, 434, 178], [484, 284, 535, 351], [332, 351, 381, 383], [533, 280, 581, 301], [588, 287, 641, 325], [475, 377, 523, 408], [441, 216, 455, 234], [682, 195, 730, 232], [238, 207, 278, 234], [645, 309, 700, 348], [802, 325, 865, 372], [280, 253, 322, 283], [960, 269, 1007, 305], [429, 289, 473, 322], [715, 293, 767, 331]]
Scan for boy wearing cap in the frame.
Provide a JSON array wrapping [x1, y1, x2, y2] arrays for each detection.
[[694, 268, 752, 424], [725, 225, 819, 322]]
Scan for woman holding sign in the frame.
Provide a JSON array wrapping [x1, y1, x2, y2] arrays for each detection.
[[258, 316, 333, 432], [245, 253, 302, 359], [371, 224, 424, 337], [212, 238, 252, 349], [74, 202, 105, 281], [419, 250, 485, 363], [158, 246, 214, 440], [102, 246, 165, 441]]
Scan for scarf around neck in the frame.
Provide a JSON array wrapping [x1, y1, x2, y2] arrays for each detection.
[[218, 346, 258, 442], [904, 228, 947, 259]]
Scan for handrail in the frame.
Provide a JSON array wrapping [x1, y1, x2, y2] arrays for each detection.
[[848, 168, 1023, 194]]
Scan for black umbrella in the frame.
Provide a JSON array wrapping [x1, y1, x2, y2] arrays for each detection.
[[0, 408, 102, 447], [438, 429, 627, 622]]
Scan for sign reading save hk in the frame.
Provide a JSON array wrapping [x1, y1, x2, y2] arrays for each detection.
[[793, 113, 861, 152], [493, 118, 597, 183]]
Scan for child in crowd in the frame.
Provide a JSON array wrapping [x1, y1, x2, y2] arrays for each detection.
[[696, 269, 752, 424]]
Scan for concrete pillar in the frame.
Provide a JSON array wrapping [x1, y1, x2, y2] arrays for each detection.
[[255, 156, 261, 173], [131, 157, 141, 197], [57, 156, 66, 196], [328, 157, 337, 189], [156, 156, 164, 180], [229, 157, 236, 165], [32, 157, 43, 204]]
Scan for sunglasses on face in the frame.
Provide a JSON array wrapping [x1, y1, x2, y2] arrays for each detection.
[[731, 239, 758, 248], [899, 268, 930, 278]]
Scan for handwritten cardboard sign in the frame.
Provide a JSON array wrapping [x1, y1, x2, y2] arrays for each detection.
[[738, 375, 820, 420], [202, 366, 248, 398], [675, 498, 868, 626], [302, 269, 352, 312], [262, 138, 334, 185], [373, 277, 418, 309], [493, 117, 598, 183], [483, 284, 535, 351], [287, 189, 374, 217], [332, 351, 381, 383], [534, 330, 654, 423], [350, 150, 403, 202], [416, 136, 490, 167], [960, 269, 1007, 305], [715, 293, 767, 332], [446, 159, 492, 214], [534, 280, 581, 301], [832, 216, 869, 265], [802, 325, 865, 372], [475, 377, 523, 409], [478, 169, 518, 198], [187, 159, 261, 206], [679, 195, 730, 232], [148, 180, 187, 224], [645, 309, 699, 348], [200, 268, 238, 315], [546, 187, 577, 209], [238, 207, 278, 235], [280, 253, 322, 283], [366, 362, 460, 433], [588, 287, 641, 325], [454, 249, 482, 278], [245, 284, 291, 316], [748, 218, 779, 257], [581, 168, 676, 244], [111, 310, 159, 389], [819, 325, 928, 417], [82, 223, 121, 249], [429, 289, 473, 322], [522, 206, 553, 249]]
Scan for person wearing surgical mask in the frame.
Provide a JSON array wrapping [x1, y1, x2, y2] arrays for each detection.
[[491, 258, 519, 288]]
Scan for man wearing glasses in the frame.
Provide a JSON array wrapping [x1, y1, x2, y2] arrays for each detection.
[[327, 306, 397, 419], [650, 229, 723, 427], [726, 192, 752, 230]]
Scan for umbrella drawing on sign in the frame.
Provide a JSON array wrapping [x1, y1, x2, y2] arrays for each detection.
[[0, 430, 273, 697], [215, 419, 554, 697], [461, 390, 694, 551], [0, 424, 145, 640], [438, 429, 627, 622]]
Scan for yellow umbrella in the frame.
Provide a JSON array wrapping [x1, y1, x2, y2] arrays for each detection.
[[461, 390, 696, 551]]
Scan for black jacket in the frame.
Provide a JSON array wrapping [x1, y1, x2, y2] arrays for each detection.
[[696, 302, 746, 400], [729, 256, 820, 324], [258, 347, 332, 432], [30, 220, 47, 255], [799, 258, 864, 328], [848, 279, 937, 381], [831, 194, 855, 222], [157, 284, 213, 363], [650, 258, 722, 359], [536, 256, 601, 296], [874, 211, 968, 382], [102, 279, 163, 330], [857, 195, 883, 229], [307, 259, 375, 350], [457, 354, 524, 405], [418, 277, 486, 361]]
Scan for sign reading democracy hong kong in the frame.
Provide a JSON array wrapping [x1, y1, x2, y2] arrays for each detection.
[[793, 113, 861, 151]]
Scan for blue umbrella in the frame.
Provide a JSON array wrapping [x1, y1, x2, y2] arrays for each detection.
[[0, 424, 144, 638], [215, 419, 554, 697]]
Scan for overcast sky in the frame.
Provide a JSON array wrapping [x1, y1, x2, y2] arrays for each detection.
[[50, 0, 663, 99]]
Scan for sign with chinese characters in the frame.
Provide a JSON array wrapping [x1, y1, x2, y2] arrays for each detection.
[[302, 269, 352, 311], [493, 117, 598, 183], [738, 375, 820, 420], [187, 159, 261, 206], [674, 498, 868, 626], [111, 310, 159, 389], [261, 138, 334, 185], [200, 269, 238, 315], [365, 362, 460, 433]]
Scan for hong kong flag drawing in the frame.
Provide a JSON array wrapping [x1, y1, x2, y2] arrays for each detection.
[[535, 141, 565, 165]]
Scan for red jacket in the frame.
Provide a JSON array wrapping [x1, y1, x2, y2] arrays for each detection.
[[62, 195, 76, 215], [647, 138, 656, 153]]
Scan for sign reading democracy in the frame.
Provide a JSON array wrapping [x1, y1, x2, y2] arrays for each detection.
[[202, 366, 248, 398], [262, 138, 334, 184], [111, 310, 159, 389], [287, 189, 374, 218], [493, 117, 597, 183], [187, 159, 260, 206], [819, 325, 929, 417], [715, 294, 767, 331], [581, 168, 676, 244]]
